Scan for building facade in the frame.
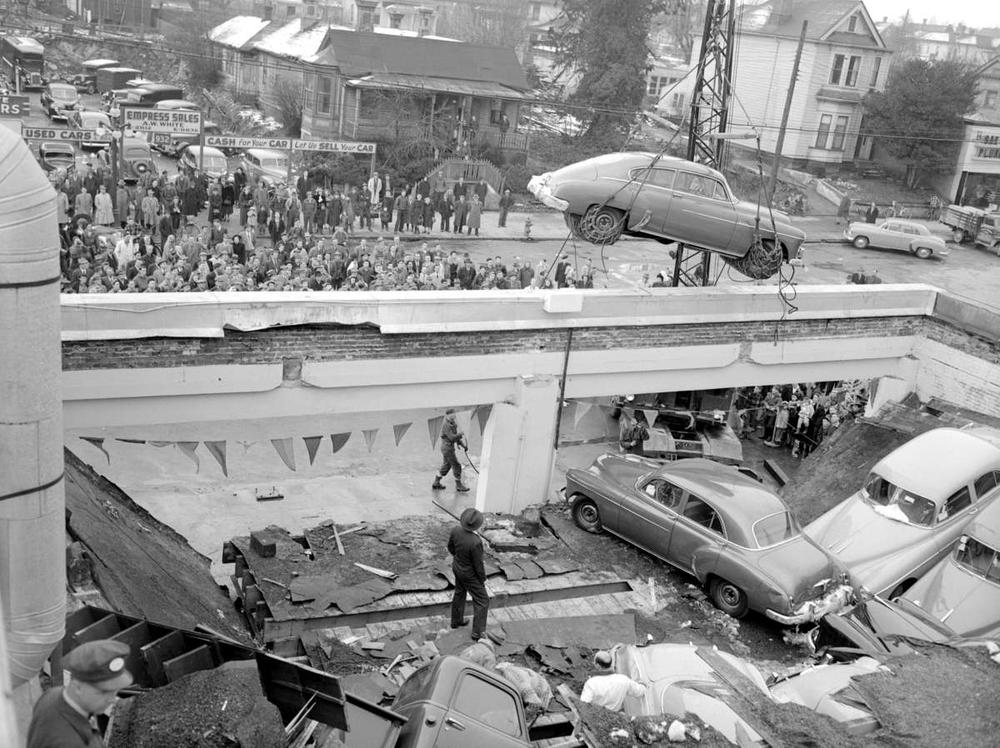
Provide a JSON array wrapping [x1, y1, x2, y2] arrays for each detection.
[[729, 0, 890, 167]]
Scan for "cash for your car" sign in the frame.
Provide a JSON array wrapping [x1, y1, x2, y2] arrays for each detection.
[[121, 106, 202, 135]]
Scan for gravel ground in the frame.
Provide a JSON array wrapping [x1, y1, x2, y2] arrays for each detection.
[[107, 665, 285, 748]]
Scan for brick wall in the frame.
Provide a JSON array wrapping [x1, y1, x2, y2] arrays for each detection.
[[62, 316, 927, 371]]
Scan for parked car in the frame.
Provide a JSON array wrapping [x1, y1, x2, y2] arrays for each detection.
[[565, 455, 853, 622], [178, 144, 228, 180], [41, 81, 80, 120], [901, 497, 1000, 639], [241, 148, 289, 187], [843, 219, 950, 259], [37, 141, 76, 172], [805, 427, 1000, 599], [67, 110, 112, 149], [527, 152, 807, 279], [153, 121, 221, 157], [120, 137, 154, 183], [612, 643, 881, 743]]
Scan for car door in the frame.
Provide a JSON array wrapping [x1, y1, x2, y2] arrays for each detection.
[[623, 166, 676, 234], [665, 172, 737, 251], [875, 222, 905, 251], [668, 494, 726, 576], [435, 671, 528, 748], [617, 477, 682, 558]]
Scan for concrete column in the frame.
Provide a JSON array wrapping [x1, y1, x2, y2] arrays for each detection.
[[476, 375, 559, 514], [866, 359, 919, 417], [0, 129, 66, 732]]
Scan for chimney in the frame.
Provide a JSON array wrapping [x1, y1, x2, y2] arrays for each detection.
[[262, 2, 273, 22], [355, 0, 377, 32]]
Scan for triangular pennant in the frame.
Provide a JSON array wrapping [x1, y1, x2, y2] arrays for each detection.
[[643, 409, 659, 428], [116, 438, 146, 444], [177, 442, 200, 471], [81, 437, 110, 464], [205, 440, 228, 477], [427, 416, 444, 449], [476, 404, 492, 435], [574, 400, 592, 428], [392, 423, 412, 446], [330, 433, 351, 454], [271, 438, 296, 471], [304, 436, 323, 465], [362, 429, 378, 452]]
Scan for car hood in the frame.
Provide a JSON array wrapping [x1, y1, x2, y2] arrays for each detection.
[[805, 496, 928, 591], [770, 659, 881, 735], [754, 536, 842, 606], [903, 559, 1000, 639]]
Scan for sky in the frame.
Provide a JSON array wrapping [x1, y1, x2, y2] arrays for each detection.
[[863, 0, 1000, 28]]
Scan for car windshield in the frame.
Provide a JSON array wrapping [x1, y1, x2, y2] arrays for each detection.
[[52, 87, 76, 100], [752, 511, 799, 547], [124, 146, 149, 159], [954, 536, 1000, 584], [204, 156, 227, 169], [861, 473, 937, 526], [263, 158, 287, 169]]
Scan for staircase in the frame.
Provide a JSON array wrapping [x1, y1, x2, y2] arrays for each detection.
[[422, 158, 504, 209]]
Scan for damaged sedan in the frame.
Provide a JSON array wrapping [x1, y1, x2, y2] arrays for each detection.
[[565, 455, 853, 623]]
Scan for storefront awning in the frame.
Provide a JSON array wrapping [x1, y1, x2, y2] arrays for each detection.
[[347, 73, 529, 100]]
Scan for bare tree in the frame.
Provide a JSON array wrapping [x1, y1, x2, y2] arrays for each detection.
[[272, 76, 304, 137], [434, 0, 529, 50]]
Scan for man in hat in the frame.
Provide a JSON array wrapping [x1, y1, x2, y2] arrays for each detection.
[[27, 639, 133, 747], [448, 507, 490, 639], [433, 408, 470, 492], [580, 647, 645, 712]]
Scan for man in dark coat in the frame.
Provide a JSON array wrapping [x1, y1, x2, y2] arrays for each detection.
[[26, 639, 133, 748], [448, 507, 490, 640], [433, 408, 469, 492]]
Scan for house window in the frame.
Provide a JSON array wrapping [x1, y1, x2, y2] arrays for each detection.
[[815, 114, 832, 148], [830, 54, 845, 85], [848, 13, 858, 32], [986, 90, 998, 108], [530, 2, 541, 20], [286, 4, 296, 17], [671, 92, 685, 109], [317, 76, 332, 114], [831, 115, 849, 150], [870, 57, 882, 88], [845, 56, 861, 87]]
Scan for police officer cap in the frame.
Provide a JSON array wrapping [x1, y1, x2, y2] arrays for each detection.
[[445, 408, 456, 415], [65, 640, 133, 688], [460, 507, 484, 531]]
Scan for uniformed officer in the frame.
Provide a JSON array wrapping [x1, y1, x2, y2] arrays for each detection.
[[432, 408, 470, 492], [448, 507, 490, 640], [26, 639, 133, 748]]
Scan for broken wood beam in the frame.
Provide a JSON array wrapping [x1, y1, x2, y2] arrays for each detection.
[[354, 562, 396, 580], [332, 524, 345, 556]]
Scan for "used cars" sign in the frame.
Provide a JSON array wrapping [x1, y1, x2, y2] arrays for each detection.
[[23, 127, 109, 142]]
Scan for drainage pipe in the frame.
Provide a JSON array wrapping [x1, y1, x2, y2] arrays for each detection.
[[0, 128, 66, 689]]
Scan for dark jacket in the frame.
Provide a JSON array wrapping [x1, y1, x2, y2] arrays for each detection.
[[26, 687, 104, 748], [448, 526, 486, 582]]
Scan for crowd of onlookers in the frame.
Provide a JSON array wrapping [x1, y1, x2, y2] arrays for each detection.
[[53, 158, 583, 293], [732, 381, 867, 458]]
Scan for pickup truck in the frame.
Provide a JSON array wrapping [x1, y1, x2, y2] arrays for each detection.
[[389, 656, 580, 748], [974, 212, 1000, 255]]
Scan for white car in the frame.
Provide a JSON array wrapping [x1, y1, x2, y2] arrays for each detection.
[[178, 145, 228, 180], [843, 219, 949, 258], [805, 427, 1000, 598]]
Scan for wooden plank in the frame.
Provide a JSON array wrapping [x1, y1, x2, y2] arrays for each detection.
[[71, 613, 121, 647], [695, 647, 785, 748], [163, 644, 215, 683], [332, 524, 345, 556], [140, 630, 185, 687], [111, 621, 151, 686], [555, 684, 599, 748]]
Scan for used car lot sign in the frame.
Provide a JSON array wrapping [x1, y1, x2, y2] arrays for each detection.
[[204, 134, 376, 154], [291, 139, 375, 153], [122, 106, 201, 135], [0, 95, 30, 117], [23, 127, 109, 142]]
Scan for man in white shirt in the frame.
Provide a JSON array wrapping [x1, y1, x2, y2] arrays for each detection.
[[579, 649, 646, 711]]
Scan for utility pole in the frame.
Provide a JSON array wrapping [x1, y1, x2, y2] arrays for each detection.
[[768, 21, 808, 203]]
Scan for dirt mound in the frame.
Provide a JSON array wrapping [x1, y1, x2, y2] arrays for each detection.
[[108, 664, 285, 748]]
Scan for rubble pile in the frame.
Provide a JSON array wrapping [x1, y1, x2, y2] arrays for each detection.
[[107, 664, 285, 748]]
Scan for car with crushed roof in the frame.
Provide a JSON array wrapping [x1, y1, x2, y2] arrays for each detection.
[[565, 455, 853, 623], [805, 427, 1000, 600], [900, 496, 1000, 639], [527, 152, 806, 279]]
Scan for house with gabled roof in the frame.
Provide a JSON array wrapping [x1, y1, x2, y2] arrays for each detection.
[[209, 15, 531, 152], [728, 0, 890, 167]]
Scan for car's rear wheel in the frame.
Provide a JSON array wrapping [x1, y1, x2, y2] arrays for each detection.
[[579, 205, 624, 245], [914, 246, 932, 259], [571, 496, 602, 534], [709, 577, 749, 618], [952, 229, 966, 243], [853, 235, 870, 249], [724, 238, 784, 280]]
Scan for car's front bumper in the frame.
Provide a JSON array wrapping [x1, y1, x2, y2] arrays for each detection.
[[766, 583, 855, 626], [527, 174, 569, 212]]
